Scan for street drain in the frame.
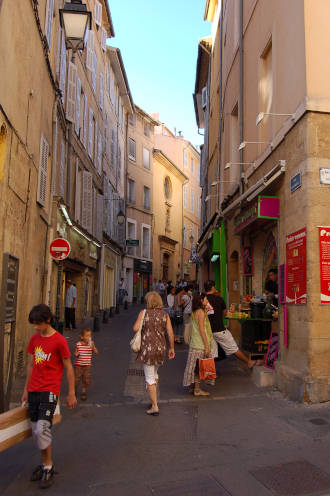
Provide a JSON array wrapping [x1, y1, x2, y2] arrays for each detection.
[[309, 417, 328, 425], [127, 368, 144, 376]]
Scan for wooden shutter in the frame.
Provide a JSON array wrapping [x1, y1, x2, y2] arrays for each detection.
[[45, 0, 54, 49], [117, 146, 121, 180], [103, 176, 108, 233], [59, 30, 67, 103], [66, 62, 77, 122], [52, 117, 58, 194], [105, 63, 110, 95], [104, 112, 108, 157], [96, 193, 103, 241], [99, 72, 104, 109], [94, 1, 102, 26], [86, 30, 94, 71], [75, 77, 81, 135], [92, 187, 97, 237], [111, 129, 115, 167], [59, 139, 65, 198], [101, 27, 107, 51], [82, 171, 93, 232], [74, 159, 81, 222], [83, 94, 87, 148], [94, 120, 98, 165], [37, 135, 49, 206], [107, 182, 112, 235], [88, 108, 93, 157], [97, 130, 102, 175], [56, 26, 62, 77], [92, 52, 97, 93]]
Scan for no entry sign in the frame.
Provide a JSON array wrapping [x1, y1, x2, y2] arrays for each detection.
[[49, 238, 71, 260]]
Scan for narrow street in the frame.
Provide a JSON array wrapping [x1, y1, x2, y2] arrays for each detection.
[[1, 305, 330, 496]]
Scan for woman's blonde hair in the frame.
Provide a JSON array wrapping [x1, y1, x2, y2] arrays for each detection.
[[145, 291, 163, 309]]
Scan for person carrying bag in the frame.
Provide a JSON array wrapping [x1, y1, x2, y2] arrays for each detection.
[[130, 309, 146, 352]]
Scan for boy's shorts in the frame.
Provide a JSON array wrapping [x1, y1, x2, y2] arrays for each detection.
[[75, 365, 91, 387], [28, 391, 58, 426]]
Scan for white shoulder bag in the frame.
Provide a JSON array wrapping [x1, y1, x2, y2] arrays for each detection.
[[130, 309, 146, 352]]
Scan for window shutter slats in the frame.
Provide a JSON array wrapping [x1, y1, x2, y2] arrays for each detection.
[[96, 193, 103, 241], [101, 27, 107, 51], [97, 130, 102, 175], [75, 159, 81, 222], [59, 31, 67, 103], [83, 94, 88, 148], [37, 135, 49, 206], [75, 77, 81, 135], [82, 171, 93, 233], [95, 1, 102, 26], [88, 108, 93, 157], [111, 129, 115, 167], [86, 30, 94, 71], [66, 62, 77, 122], [56, 26, 61, 77], [59, 139, 65, 198], [94, 120, 98, 165], [99, 72, 104, 109], [92, 52, 97, 93], [45, 0, 54, 49]]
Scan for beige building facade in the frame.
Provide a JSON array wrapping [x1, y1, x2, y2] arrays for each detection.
[[195, 0, 330, 403], [154, 123, 201, 281]]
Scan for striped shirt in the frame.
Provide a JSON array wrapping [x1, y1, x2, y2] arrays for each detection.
[[75, 341, 93, 366]]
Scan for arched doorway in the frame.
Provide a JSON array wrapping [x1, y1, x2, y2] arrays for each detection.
[[162, 253, 169, 281]]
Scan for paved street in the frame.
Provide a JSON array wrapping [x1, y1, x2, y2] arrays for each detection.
[[1, 305, 330, 496]]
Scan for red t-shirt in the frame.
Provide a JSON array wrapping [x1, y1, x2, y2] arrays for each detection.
[[27, 331, 71, 396]]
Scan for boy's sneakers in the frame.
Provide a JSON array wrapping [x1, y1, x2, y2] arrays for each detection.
[[39, 466, 55, 489], [30, 465, 55, 488]]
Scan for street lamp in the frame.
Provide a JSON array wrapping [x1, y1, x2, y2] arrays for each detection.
[[59, 0, 92, 52], [117, 209, 125, 225], [256, 112, 295, 126], [238, 141, 273, 151]]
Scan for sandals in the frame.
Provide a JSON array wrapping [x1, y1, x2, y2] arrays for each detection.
[[81, 392, 87, 401], [194, 389, 210, 397], [146, 408, 159, 416]]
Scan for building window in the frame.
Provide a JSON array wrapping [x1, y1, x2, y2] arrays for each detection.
[[183, 183, 187, 208], [183, 149, 187, 168], [128, 138, 136, 161], [143, 147, 150, 169], [144, 122, 150, 137], [128, 179, 135, 203], [142, 225, 151, 259], [144, 186, 150, 210], [127, 219, 136, 256], [197, 196, 201, 218], [191, 158, 194, 174], [164, 176, 172, 199], [184, 224, 188, 248], [190, 189, 194, 214], [128, 114, 136, 127], [260, 39, 273, 143]]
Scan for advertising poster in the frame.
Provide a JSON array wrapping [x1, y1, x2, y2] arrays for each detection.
[[286, 228, 307, 304], [318, 227, 330, 304]]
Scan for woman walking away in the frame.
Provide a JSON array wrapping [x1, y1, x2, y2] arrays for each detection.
[[133, 291, 175, 415], [183, 293, 214, 396]]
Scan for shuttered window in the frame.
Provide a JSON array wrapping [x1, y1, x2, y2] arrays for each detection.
[[104, 112, 109, 157], [56, 26, 62, 77], [96, 193, 103, 241], [99, 72, 104, 109], [59, 139, 65, 198], [92, 52, 97, 93], [86, 30, 94, 71], [88, 108, 93, 158], [37, 135, 49, 206], [83, 94, 88, 148], [183, 184, 188, 208], [94, 1, 102, 26], [82, 171, 93, 233], [117, 146, 121, 180], [94, 121, 98, 165], [109, 69, 115, 104], [107, 181, 112, 235], [101, 27, 107, 51], [143, 147, 150, 169], [75, 160, 81, 222], [97, 130, 102, 175], [75, 77, 81, 135], [66, 62, 77, 122], [59, 30, 67, 103], [128, 138, 136, 161], [45, 0, 54, 49], [111, 129, 115, 167], [105, 63, 110, 96], [128, 179, 135, 204], [144, 187, 150, 210]]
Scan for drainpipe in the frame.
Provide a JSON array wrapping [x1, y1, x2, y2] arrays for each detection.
[[218, 3, 224, 212], [239, 0, 244, 195], [181, 179, 189, 279]]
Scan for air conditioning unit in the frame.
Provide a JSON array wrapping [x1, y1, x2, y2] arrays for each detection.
[[202, 86, 208, 110]]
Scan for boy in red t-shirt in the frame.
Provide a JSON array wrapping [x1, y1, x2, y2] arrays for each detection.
[[21, 304, 77, 489]]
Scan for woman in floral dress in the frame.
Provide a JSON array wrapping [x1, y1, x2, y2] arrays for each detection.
[[133, 292, 175, 415]]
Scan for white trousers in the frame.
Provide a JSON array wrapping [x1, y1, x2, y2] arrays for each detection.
[[143, 364, 160, 385]]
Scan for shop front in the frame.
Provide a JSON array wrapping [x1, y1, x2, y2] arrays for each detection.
[[133, 259, 152, 303], [226, 196, 280, 362]]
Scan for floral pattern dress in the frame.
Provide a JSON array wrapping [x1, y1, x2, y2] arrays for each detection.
[[136, 309, 167, 365]]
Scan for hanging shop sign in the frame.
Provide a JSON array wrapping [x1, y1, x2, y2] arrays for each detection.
[[133, 259, 152, 273], [286, 228, 307, 304], [242, 246, 253, 276], [234, 196, 280, 234], [318, 226, 330, 304]]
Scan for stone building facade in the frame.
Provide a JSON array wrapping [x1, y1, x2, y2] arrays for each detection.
[[195, 0, 330, 402]]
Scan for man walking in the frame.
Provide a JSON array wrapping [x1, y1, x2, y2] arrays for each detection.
[[204, 280, 255, 369], [65, 279, 77, 330]]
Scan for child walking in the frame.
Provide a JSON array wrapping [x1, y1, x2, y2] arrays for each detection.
[[21, 304, 77, 489], [74, 328, 98, 401]]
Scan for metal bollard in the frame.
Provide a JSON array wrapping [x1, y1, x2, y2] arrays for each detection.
[[93, 314, 101, 332], [124, 300, 128, 310], [115, 304, 120, 314], [109, 307, 114, 318], [102, 309, 109, 323]]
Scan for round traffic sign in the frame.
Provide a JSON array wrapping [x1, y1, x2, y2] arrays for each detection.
[[49, 238, 71, 260]]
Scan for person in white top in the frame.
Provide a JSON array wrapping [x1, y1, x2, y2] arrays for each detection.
[[65, 279, 77, 330]]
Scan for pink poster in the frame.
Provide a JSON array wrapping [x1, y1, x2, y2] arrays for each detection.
[[318, 227, 330, 304]]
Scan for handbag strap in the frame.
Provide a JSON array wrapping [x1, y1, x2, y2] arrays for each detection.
[[138, 309, 146, 332]]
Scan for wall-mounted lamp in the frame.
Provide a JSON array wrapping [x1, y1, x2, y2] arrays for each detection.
[[224, 162, 256, 170], [238, 141, 273, 151], [205, 195, 217, 201], [211, 179, 244, 186], [256, 112, 295, 126]]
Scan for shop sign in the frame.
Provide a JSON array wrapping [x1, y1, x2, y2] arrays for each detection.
[[286, 228, 307, 304], [290, 172, 301, 193], [319, 168, 330, 185], [126, 239, 139, 247], [318, 226, 330, 304], [234, 196, 280, 234], [134, 259, 152, 273]]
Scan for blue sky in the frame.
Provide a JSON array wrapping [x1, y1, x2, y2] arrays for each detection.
[[107, 0, 211, 148]]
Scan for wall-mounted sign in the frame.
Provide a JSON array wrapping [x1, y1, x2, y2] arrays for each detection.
[[318, 226, 330, 304], [126, 239, 139, 247], [49, 238, 71, 260], [234, 196, 280, 234], [134, 259, 152, 273], [286, 228, 307, 304], [320, 168, 330, 185], [290, 172, 302, 193]]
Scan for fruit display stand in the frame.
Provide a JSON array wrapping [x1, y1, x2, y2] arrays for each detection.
[[225, 315, 273, 360]]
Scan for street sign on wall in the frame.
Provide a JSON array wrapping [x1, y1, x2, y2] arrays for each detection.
[[49, 238, 71, 260], [126, 239, 139, 247]]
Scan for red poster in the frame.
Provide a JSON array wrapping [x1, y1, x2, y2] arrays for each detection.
[[318, 227, 330, 304], [286, 228, 307, 304]]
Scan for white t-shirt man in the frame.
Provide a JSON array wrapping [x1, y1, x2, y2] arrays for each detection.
[[65, 284, 77, 308]]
